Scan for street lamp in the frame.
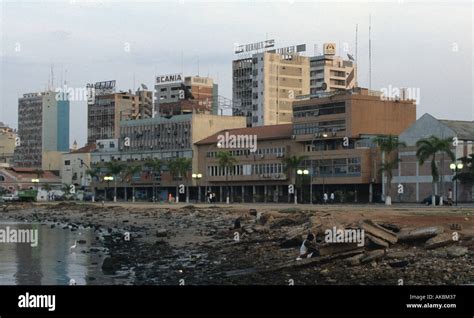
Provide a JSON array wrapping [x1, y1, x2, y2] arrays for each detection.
[[192, 173, 202, 203], [310, 132, 329, 204], [450, 162, 464, 206], [31, 178, 39, 191], [103, 176, 114, 202], [297, 169, 309, 203]]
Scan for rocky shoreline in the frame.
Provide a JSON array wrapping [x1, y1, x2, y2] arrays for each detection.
[[1, 202, 473, 285]]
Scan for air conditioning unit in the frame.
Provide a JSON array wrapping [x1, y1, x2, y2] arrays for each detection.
[[291, 135, 296, 139], [260, 154, 265, 159]]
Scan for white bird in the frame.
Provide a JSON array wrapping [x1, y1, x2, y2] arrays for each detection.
[[70, 241, 77, 250], [69, 279, 76, 285]]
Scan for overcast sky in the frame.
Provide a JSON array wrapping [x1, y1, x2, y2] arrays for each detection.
[[1, 0, 472, 147]]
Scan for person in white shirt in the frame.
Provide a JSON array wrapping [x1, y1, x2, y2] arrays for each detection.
[[330, 192, 335, 203], [297, 233, 318, 260], [323, 192, 328, 204]]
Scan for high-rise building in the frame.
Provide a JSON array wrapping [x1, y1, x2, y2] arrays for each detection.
[[154, 74, 218, 116], [132, 89, 153, 119], [14, 91, 70, 169], [309, 43, 357, 94], [233, 50, 310, 127]]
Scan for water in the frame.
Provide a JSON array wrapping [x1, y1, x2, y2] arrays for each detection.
[[0, 221, 127, 285]]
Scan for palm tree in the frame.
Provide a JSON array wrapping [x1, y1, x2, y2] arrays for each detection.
[[144, 158, 163, 202], [105, 161, 126, 202], [168, 157, 192, 203], [282, 155, 307, 204], [33, 169, 44, 180], [217, 151, 237, 204], [373, 135, 406, 205], [86, 167, 101, 201], [124, 165, 142, 202], [416, 136, 455, 206]]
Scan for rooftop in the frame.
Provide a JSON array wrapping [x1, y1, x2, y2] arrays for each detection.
[[195, 124, 293, 145]]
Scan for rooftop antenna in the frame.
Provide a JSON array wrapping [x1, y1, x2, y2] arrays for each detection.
[[181, 50, 183, 74], [50, 64, 55, 90], [197, 56, 200, 76], [133, 73, 135, 91], [369, 14, 372, 90], [355, 23, 358, 87]]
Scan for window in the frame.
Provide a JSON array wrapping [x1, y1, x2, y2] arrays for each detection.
[[64, 160, 71, 166]]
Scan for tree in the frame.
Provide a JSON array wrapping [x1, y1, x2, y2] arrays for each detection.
[[282, 155, 307, 204], [416, 136, 455, 206], [373, 135, 406, 205], [33, 169, 44, 179], [124, 165, 142, 202], [144, 158, 163, 202], [216, 151, 237, 204], [168, 157, 192, 203], [105, 161, 126, 202]]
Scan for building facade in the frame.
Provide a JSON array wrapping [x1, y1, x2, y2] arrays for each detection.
[[291, 87, 417, 202], [390, 113, 474, 202], [14, 91, 70, 169], [154, 75, 218, 116], [233, 52, 310, 127], [310, 43, 357, 94], [0, 122, 16, 166], [61, 143, 95, 188]]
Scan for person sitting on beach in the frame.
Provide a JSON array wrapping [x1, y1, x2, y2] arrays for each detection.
[[297, 233, 318, 260]]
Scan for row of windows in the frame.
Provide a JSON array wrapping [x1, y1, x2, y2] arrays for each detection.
[[293, 120, 346, 135], [207, 163, 284, 177], [207, 147, 285, 158]]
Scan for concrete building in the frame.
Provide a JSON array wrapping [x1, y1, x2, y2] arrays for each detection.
[[0, 122, 16, 166], [61, 143, 95, 188], [154, 74, 218, 116], [390, 113, 474, 202], [310, 43, 357, 94], [87, 91, 138, 144], [14, 91, 70, 170], [90, 114, 246, 201], [195, 124, 302, 202], [291, 87, 417, 202], [0, 167, 61, 193], [233, 51, 310, 127], [132, 89, 153, 120]]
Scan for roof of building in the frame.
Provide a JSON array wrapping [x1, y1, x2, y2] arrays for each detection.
[[3, 167, 60, 180], [70, 143, 96, 154], [440, 120, 474, 140], [195, 124, 293, 145]]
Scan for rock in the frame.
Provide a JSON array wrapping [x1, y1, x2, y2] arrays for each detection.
[[366, 233, 390, 248], [156, 229, 167, 237], [248, 209, 257, 216], [345, 253, 365, 266], [101, 257, 119, 272], [319, 243, 362, 256], [447, 246, 468, 258], [386, 250, 412, 259], [360, 249, 386, 264], [234, 218, 241, 229], [280, 226, 306, 248], [359, 220, 398, 244], [397, 226, 444, 241], [425, 233, 456, 249], [320, 268, 330, 276], [77, 240, 87, 245], [389, 260, 409, 268]]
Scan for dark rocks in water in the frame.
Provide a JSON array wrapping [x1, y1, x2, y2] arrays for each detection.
[[249, 209, 257, 216], [123, 220, 129, 223], [102, 257, 119, 274], [50, 224, 55, 229], [88, 277, 96, 281], [234, 218, 241, 229], [78, 240, 87, 245], [156, 229, 167, 237]]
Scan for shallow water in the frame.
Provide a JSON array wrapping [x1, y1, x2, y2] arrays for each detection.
[[0, 220, 125, 285]]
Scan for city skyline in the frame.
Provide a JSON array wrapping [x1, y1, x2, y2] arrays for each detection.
[[1, 0, 473, 146]]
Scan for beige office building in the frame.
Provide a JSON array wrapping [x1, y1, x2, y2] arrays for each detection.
[[233, 51, 310, 127], [310, 43, 357, 94]]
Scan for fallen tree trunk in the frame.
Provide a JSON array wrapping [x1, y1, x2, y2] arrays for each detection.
[[397, 226, 444, 241]]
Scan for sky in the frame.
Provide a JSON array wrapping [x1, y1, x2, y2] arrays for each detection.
[[1, 0, 473, 147]]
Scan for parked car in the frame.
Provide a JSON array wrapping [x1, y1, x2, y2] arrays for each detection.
[[421, 195, 441, 205], [1, 194, 19, 202]]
